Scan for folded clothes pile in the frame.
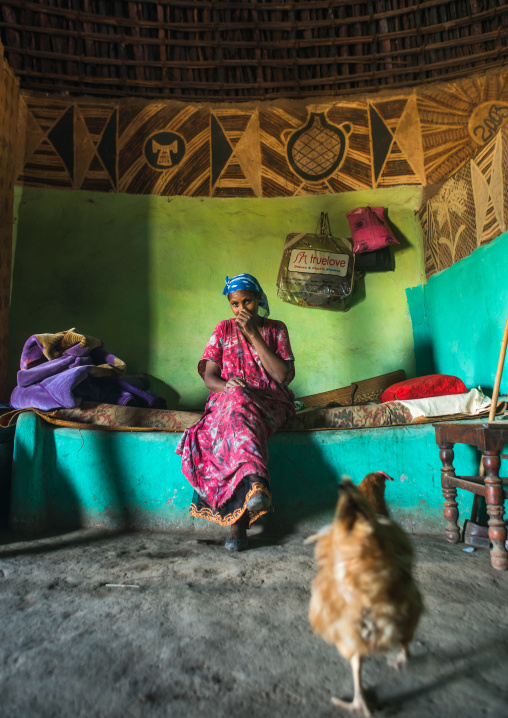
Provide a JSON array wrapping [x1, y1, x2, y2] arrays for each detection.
[[10, 328, 166, 411]]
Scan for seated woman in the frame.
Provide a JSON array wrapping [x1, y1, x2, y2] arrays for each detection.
[[176, 273, 295, 551]]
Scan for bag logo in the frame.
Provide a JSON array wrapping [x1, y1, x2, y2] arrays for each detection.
[[289, 249, 349, 276]]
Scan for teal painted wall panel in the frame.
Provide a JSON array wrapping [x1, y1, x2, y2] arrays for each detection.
[[10, 186, 424, 410], [11, 412, 484, 535], [405, 283, 435, 377], [407, 231, 508, 394]]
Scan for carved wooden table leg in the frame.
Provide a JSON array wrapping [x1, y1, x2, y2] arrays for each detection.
[[439, 442, 460, 543], [483, 450, 508, 571]]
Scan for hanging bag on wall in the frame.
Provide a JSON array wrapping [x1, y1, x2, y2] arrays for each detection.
[[276, 213, 355, 311], [354, 245, 393, 272], [346, 206, 399, 253]]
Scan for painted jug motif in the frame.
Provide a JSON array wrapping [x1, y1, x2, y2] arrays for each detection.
[[286, 113, 351, 181]]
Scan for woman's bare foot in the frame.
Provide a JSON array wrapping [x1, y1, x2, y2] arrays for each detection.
[[225, 511, 249, 551]]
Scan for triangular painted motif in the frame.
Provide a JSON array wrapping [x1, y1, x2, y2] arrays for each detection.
[[214, 111, 252, 148], [378, 140, 418, 185], [371, 99, 409, 132], [234, 110, 262, 197], [80, 106, 114, 144], [88, 155, 106, 173], [27, 102, 70, 134], [211, 114, 233, 187], [369, 104, 394, 184], [81, 151, 114, 193], [74, 107, 97, 189], [48, 105, 74, 180], [23, 110, 46, 167], [213, 159, 256, 197], [97, 109, 117, 188], [394, 95, 426, 184], [23, 139, 73, 188]]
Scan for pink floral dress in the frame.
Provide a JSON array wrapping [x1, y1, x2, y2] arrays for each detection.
[[176, 318, 295, 526]]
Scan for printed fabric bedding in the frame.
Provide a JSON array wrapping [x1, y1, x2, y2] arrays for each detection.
[[0, 389, 503, 433]]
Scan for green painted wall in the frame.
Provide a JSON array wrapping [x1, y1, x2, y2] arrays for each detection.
[[407, 231, 508, 395], [10, 186, 424, 409]]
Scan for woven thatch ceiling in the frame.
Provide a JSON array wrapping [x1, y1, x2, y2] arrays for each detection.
[[1, 0, 508, 101]]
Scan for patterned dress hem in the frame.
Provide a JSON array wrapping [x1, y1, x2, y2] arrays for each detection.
[[189, 481, 272, 528], [179, 459, 268, 509]]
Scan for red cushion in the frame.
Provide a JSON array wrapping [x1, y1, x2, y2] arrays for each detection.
[[380, 374, 468, 402]]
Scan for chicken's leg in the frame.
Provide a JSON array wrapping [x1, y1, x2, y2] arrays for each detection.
[[387, 644, 408, 671], [332, 653, 371, 717]]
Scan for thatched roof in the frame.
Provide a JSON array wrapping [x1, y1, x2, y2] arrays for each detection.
[[1, 0, 508, 101]]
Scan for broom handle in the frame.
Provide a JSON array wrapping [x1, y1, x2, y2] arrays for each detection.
[[470, 311, 508, 522]]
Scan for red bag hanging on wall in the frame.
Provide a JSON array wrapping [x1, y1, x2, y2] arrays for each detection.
[[346, 206, 399, 254]]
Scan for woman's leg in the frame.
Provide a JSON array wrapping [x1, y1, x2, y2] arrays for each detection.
[[189, 474, 272, 551], [228, 510, 249, 540]]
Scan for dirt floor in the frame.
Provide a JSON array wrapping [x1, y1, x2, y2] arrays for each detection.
[[0, 525, 507, 718]]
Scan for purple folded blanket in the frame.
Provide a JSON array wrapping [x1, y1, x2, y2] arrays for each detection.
[[11, 334, 165, 411]]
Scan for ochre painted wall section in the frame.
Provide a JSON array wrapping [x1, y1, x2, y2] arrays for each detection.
[[10, 186, 424, 409], [15, 67, 508, 197]]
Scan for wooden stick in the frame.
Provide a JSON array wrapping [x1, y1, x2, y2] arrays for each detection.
[[471, 311, 508, 522]]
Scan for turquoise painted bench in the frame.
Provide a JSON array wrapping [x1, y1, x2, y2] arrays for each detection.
[[9, 411, 489, 535]]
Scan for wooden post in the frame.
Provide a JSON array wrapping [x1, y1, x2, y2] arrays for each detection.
[[471, 310, 508, 522]]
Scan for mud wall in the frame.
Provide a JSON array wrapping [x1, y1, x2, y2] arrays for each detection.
[[10, 186, 424, 408]]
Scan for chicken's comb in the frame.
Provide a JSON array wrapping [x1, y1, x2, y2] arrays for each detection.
[[375, 471, 394, 482]]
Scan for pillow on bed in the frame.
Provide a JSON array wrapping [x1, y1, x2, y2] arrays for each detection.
[[380, 374, 468, 402]]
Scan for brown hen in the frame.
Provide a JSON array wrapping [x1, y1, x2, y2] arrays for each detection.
[[307, 476, 423, 717]]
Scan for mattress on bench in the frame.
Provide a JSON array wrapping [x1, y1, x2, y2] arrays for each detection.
[[0, 389, 503, 433]]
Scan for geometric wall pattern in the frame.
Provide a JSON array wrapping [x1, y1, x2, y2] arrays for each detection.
[[419, 123, 508, 279], [15, 66, 508, 199]]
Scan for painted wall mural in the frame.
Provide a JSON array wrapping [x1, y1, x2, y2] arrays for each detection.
[[15, 66, 508, 199], [419, 123, 508, 279]]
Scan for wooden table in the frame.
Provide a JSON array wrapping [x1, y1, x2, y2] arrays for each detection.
[[434, 422, 508, 570]]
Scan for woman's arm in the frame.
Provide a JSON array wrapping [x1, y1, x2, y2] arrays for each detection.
[[235, 311, 291, 384], [251, 336, 292, 384], [203, 361, 247, 393]]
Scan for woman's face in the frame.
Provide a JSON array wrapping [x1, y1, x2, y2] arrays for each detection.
[[228, 290, 261, 317]]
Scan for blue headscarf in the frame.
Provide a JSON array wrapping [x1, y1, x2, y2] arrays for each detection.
[[222, 273, 270, 317]]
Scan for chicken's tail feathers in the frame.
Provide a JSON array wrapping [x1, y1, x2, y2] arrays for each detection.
[[304, 523, 332, 544]]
